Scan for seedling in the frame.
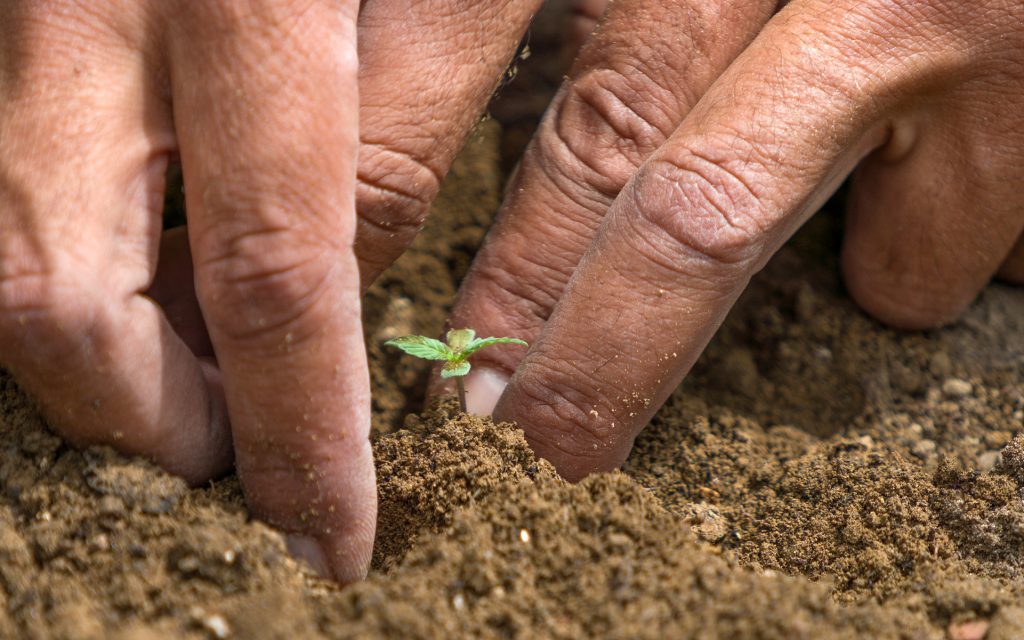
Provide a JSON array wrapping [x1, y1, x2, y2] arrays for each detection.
[[385, 329, 527, 413]]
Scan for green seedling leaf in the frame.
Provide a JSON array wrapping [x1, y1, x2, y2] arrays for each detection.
[[441, 360, 472, 379], [384, 336, 453, 361], [446, 328, 476, 352], [461, 336, 528, 358], [384, 329, 528, 413]]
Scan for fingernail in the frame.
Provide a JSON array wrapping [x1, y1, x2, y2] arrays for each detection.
[[285, 534, 330, 578], [464, 367, 510, 416]]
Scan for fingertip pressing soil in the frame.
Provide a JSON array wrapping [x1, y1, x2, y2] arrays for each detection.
[[3, 20, 1024, 637]]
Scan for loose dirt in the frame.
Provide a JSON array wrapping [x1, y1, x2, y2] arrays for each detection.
[[2, 8, 1023, 638]]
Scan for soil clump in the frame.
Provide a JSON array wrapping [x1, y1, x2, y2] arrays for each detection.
[[2, 9, 1023, 635]]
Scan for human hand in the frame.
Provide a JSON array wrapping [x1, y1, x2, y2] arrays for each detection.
[[0, 0, 537, 581], [449, 0, 1024, 480]]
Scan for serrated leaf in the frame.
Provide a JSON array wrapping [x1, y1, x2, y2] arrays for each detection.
[[460, 336, 528, 358], [384, 335, 453, 361], [446, 328, 476, 352], [440, 360, 471, 379]]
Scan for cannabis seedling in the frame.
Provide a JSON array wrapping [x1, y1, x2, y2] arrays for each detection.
[[385, 329, 527, 413]]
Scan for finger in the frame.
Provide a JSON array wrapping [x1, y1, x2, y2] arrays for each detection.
[[495, 0, 1000, 479], [0, 4, 232, 484], [354, 0, 542, 283], [446, 0, 777, 412], [166, 1, 374, 582], [842, 97, 1024, 328], [997, 235, 1024, 284], [142, 0, 543, 344], [147, 226, 214, 357]]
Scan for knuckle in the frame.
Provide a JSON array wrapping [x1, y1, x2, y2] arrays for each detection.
[[842, 255, 974, 330], [0, 252, 60, 320], [0, 254, 107, 359], [510, 351, 625, 468], [545, 67, 671, 198], [626, 147, 769, 270], [467, 243, 571, 334], [194, 223, 343, 344], [355, 141, 443, 270]]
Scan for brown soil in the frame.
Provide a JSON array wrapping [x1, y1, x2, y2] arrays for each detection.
[[3, 9, 1024, 639]]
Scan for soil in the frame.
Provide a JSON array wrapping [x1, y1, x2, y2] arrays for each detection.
[[3, 7, 1024, 639]]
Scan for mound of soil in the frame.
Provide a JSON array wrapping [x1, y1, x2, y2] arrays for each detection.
[[2, 7, 1023, 637]]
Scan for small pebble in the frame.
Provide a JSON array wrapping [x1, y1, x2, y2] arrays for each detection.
[[942, 378, 973, 399], [794, 282, 817, 322], [519, 529, 531, 543], [912, 439, 937, 460], [978, 451, 1001, 473], [88, 534, 110, 553], [718, 349, 760, 398], [177, 555, 201, 573], [929, 351, 953, 377], [98, 496, 125, 516]]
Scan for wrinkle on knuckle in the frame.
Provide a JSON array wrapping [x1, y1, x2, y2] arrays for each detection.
[[626, 149, 769, 271], [0, 255, 109, 360], [471, 244, 570, 328], [511, 354, 618, 462], [194, 224, 340, 344], [525, 142, 614, 231], [0, 270, 59, 322], [355, 140, 442, 256], [472, 264, 555, 329], [550, 68, 670, 197]]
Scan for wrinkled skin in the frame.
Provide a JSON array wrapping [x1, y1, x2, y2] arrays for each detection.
[[449, 0, 1024, 479], [1, 0, 1021, 582], [0, 0, 539, 581]]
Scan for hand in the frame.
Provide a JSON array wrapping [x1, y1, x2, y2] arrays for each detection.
[[0, 0, 537, 581], [449, 0, 1024, 480]]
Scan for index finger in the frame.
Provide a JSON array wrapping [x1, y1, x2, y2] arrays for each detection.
[[493, 0, 938, 479], [165, 0, 374, 580], [354, 0, 541, 283]]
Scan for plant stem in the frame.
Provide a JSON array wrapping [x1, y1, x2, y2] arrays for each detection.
[[456, 377, 467, 414]]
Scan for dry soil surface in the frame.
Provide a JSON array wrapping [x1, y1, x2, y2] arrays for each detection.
[[2, 14, 1024, 637]]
